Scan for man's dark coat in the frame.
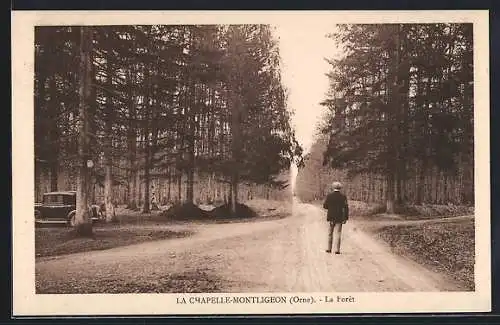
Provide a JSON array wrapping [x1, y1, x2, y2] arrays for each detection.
[[323, 191, 349, 223]]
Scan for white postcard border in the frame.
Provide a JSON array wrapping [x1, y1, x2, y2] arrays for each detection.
[[11, 10, 491, 316]]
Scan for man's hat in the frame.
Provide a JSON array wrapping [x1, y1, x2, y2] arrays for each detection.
[[332, 181, 342, 190]]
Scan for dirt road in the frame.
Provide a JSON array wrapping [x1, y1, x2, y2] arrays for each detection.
[[35, 201, 463, 293]]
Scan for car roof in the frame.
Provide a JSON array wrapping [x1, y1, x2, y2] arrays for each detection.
[[44, 191, 76, 196]]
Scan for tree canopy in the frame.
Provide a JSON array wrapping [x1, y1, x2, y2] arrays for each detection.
[[297, 23, 474, 208], [35, 24, 303, 229]]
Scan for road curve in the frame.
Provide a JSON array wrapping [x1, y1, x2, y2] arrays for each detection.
[[35, 201, 464, 293]]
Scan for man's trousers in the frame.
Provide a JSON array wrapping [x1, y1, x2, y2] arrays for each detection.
[[327, 221, 343, 253]]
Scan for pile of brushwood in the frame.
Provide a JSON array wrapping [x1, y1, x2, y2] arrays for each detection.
[[160, 202, 258, 221]]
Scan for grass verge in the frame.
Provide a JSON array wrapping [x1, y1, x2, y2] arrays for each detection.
[[374, 217, 475, 290], [35, 226, 192, 258]]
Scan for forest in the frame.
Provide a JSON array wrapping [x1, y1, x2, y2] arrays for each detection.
[[296, 23, 474, 212], [34, 25, 303, 235]]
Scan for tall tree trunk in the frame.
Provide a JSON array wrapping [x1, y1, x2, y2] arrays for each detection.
[[443, 171, 448, 204], [128, 141, 138, 210], [462, 65, 474, 205], [186, 83, 195, 204], [143, 153, 150, 213], [386, 174, 395, 213], [104, 49, 116, 222], [127, 71, 138, 210], [208, 172, 213, 203], [149, 97, 159, 210], [49, 158, 58, 192], [218, 97, 226, 193], [177, 172, 182, 203], [142, 70, 151, 214], [75, 26, 93, 236], [167, 167, 172, 203], [396, 26, 410, 206], [417, 159, 427, 204], [49, 76, 59, 191], [35, 43, 47, 195], [176, 117, 185, 204], [88, 59, 98, 198], [143, 129, 151, 213], [104, 149, 115, 221], [35, 66, 52, 195], [385, 24, 400, 214], [34, 163, 41, 202], [135, 170, 141, 207], [230, 92, 240, 215]]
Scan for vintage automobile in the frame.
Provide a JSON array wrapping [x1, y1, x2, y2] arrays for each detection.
[[35, 191, 104, 226]]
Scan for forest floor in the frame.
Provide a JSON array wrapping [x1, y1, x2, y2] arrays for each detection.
[[367, 216, 475, 290], [327, 200, 476, 290], [35, 199, 468, 294]]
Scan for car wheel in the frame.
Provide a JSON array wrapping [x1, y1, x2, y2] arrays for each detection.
[[68, 212, 76, 227]]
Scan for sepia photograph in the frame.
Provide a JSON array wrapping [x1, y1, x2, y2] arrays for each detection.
[[12, 10, 490, 315]]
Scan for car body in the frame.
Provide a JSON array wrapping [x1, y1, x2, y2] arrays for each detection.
[[35, 191, 104, 226]]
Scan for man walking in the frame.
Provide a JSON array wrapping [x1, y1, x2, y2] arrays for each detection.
[[323, 181, 349, 254]]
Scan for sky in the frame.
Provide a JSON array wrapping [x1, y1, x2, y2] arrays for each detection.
[[272, 20, 341, 189]]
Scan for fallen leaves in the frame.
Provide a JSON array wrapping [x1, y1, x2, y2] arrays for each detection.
[[375, 218, 475, 290]]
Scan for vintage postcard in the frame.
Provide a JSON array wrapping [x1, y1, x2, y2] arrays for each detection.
[[12, 10, 490, 316]]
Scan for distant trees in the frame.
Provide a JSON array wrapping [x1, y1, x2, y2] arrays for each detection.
[[34, 24, 302, 233], [222, 25, 302, 214], [297, 23, 474, 209]]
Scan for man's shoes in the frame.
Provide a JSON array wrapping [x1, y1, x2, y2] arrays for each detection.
[[335, 251, 340, 254], [325, 250, 332, 253]]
